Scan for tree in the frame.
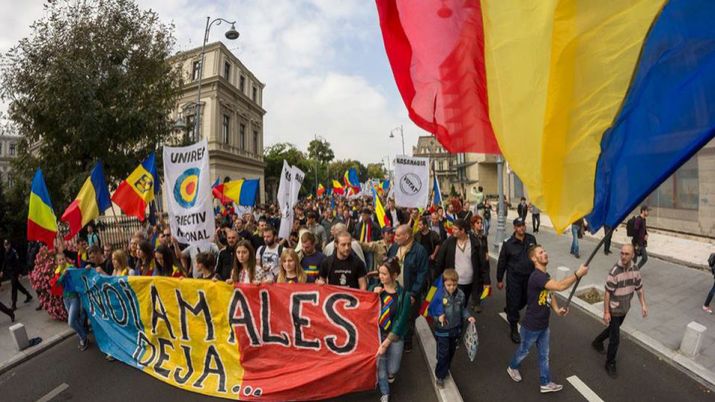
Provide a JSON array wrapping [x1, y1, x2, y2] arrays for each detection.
[[263, 143, 308, 179], [307, 137, 335, 164], [1, 0, 182, 206], [367, 163, 387, 180]]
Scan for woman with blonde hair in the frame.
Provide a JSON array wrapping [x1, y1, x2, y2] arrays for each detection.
[[277, 249, 306, 284], [111, 249, 135, 276], [227, 240, 256, 284]]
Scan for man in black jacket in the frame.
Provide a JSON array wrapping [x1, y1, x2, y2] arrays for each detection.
[[2, 240, 33, 310], [215, 230, 239, 280], [497, 218, 537, 343], [384, 199, 406, 228], [436, 219, 484, 307]]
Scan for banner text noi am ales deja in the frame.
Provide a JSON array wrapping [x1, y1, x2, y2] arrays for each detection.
[[65, 270, 381, 400]]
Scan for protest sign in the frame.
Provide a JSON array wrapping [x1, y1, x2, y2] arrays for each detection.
[[63, 269, 380, 401], [393, 155, 429, 208], [163, 139, 215, 246]]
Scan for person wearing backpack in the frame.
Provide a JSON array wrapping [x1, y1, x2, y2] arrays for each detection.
[[703, 253, 715, 314], [630, 206, 650, 269], [255, 225, 283, 283]]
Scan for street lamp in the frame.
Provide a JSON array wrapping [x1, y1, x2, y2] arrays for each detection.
[[389, 125, 405, 155], [194, 17, 240, 142]]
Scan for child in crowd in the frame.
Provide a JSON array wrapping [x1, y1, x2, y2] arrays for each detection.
[[432, 269, 475, 387], [371, 257, 411, 402], [277, 249, 306, 284]]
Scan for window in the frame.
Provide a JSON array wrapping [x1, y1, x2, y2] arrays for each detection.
[[239, 123, 246, 150], [239, 75, 245, 92], [0, 143, 3, 155], [192, 61, 201, 81], [186, 115, 196, 138], [224, 61, 231, 80], [252, 86, 257, 102], [438, 161, 444, 171], [253, 130, 259, 154], [648, 157, 699, 210], [9, 143, 16, 156], [222, 115, 230, 144]]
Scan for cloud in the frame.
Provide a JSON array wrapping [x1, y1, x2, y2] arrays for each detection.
[[0, 0, 424, 163]]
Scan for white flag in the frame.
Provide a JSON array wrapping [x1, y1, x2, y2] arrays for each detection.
[[163, 139, 215, 247], [393, 155, 430, 209]]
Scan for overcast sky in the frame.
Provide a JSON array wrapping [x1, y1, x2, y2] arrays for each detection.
[[0, 0, 425, 164]]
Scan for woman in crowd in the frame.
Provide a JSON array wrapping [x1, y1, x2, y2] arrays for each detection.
[[227, 240, 256, 284], [154, 244, 183, 277], [371, 257, 411, 402], [195, 252, 217, 280], [57, 251, 89, 351], [111, 249, 135, 276], [136, 240, 155, 276], [277, 249, 306, 284]]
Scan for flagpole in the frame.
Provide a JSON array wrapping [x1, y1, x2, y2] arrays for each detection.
[[563, 227, 612, 309], [495, 154, 506, 251]]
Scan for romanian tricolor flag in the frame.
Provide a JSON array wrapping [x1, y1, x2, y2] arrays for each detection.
[[420, 277, 444, 317], [317, 183, 325, 197], [332, 179, 345, 195], [378, 0, 715, 233], [111, 153, 158, 221], [212, 179, 259, 206], [61, 162, 112, 240], [27, 169, 58, 249], [344, 168, 361, 193]]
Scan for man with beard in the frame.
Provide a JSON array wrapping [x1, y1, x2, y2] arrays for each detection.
[[215, 229, 239, 281], [317, 231, 367, 290]]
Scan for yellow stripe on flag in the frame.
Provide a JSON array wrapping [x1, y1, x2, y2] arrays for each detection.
[[29, 193, 58, 232], [127, 164, 155, 203], [76, 177, 100, 227], [482, 0, 666, 232]]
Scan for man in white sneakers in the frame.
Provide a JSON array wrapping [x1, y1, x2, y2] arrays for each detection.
[[506, 244, 588, 393]]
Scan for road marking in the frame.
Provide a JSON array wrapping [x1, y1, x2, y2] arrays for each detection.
[[36, 383, 69, 402], [567, 376, 604, 402], [498, 312, 521, 331]]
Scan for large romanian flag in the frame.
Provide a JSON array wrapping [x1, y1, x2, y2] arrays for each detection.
[[61, 162, 112, 240], [378, 0, 715, 233], [111, 153, 159, 221], [212, 179, 260, 206], [27, 169, 58, 249]]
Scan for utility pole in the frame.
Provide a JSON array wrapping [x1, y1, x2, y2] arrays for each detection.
[[495, 154, 506, 251]]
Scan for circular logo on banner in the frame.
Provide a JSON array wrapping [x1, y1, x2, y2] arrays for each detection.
[[173, 167, 200, 208], [399, 173, 422, 196]]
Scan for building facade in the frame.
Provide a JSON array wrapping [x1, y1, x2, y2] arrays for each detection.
[[171, 42, 266, 202], [0, 130, 19, 185], [412, 135, 501, 201]]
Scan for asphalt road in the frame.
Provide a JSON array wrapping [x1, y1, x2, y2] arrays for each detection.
[[0, 329, 436, 402], [448, 284, 715, 401]]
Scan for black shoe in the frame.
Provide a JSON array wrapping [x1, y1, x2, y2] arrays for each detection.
[[510, 327, 521, 344], [592, 339, 605, 354], [604, 251, 612, 255], [404, 344, 413, 353], [575, 253, 580, 259], [605, 362, 617, 379], [35, 305, 43, 311], [24, 295, 33, 304], [10, 311, 15, 323]]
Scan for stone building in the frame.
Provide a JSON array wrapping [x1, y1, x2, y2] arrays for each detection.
[[0, 129, 19, 185], [170, 41, 266, 202]]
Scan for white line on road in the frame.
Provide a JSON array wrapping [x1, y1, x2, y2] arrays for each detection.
[[567, 376, 604, 402], [36, 383, 69, 402]]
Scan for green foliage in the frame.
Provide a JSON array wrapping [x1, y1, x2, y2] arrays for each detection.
[[1, 0, 182, 209], [450, 184, 458, 197], [367, 163, 387, 180], [307, 137, 334, 164]]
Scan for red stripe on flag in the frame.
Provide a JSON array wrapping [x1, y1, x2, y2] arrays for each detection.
[[111, 181, 148, 221], [61, 199, 83, 240], [27, 219, 56, 249], [376, 0, 500, 154]]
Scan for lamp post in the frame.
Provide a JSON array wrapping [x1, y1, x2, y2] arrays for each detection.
[[194, 17, 239, 142], [389, 125, 405, 155], [495, 154, 506, 251]]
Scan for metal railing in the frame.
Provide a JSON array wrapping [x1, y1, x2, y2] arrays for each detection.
[[58, 215, 146, 250]]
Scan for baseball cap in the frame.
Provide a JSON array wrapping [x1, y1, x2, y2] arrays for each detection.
[[513, 217, 526, 226]]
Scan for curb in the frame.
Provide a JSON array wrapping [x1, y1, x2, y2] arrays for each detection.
[[0, 328, 74, 376], [415, 316, 464, 402], [557, 289, 715, 392]]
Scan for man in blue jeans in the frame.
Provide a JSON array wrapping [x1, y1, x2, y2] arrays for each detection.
[[506, 244, 588, 393]]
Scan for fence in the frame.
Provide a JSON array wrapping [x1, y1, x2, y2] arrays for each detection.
[[57, 215, 146, 250]]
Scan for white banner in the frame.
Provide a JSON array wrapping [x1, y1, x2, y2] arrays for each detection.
[[163, 139, 215, 247], [276, 161, 303, 239], [394, 155, 430, 209]]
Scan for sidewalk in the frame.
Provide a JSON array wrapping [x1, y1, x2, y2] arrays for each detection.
[[0, 277, 72, 373], [489, 209, 715, 386]]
